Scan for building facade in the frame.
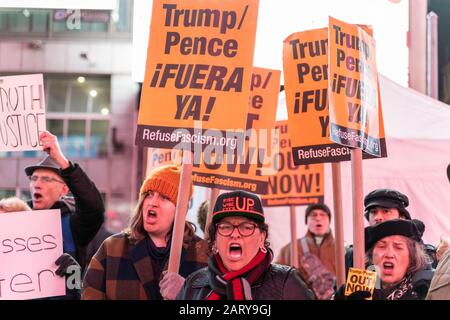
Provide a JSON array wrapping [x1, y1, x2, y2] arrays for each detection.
[[0, 1, 139, 231]]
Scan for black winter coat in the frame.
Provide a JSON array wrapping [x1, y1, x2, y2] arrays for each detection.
[[176, 263, 315, 300], [28, 162, 105, 268]]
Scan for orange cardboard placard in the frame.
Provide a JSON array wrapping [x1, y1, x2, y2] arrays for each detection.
[[136, 0, 260, 151], [328, 16, 381, 156], [283, 27, 386, 165], [192, 67, 280, 194], [261, 120, 324, 206]]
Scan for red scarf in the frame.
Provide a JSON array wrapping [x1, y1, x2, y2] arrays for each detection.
[[206, 249, 272, 300]]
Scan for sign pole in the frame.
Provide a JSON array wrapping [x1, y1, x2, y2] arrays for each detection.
[[168, 150, 193, 273], [289, 205, 299, 268], [351, 148, 365, 269], [204, 187, 219, 240], [331, 162, 346, 286]]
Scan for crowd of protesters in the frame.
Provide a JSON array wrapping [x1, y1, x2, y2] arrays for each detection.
[[3, 131, 450, 301]]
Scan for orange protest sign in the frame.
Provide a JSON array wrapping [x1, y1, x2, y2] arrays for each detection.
[[328, 17, 381, 156], [136, 0, 260, 151], [283, 28, 386, 165], [261, 120, 324, 207], [192, 67, 280, 194]]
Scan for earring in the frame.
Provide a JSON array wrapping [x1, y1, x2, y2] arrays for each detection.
[[212, 243, 218, 254]]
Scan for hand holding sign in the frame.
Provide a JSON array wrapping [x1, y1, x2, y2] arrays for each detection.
[[334, 286, 372, 300], [55, 253, 82, 295], [342, 267, 377, 300], [39, 130, 70, 170], [159, 271, 185, 300], [55, 253, 80, 277]]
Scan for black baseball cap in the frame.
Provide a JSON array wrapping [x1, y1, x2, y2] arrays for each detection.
[[212, 190, 264, 224]]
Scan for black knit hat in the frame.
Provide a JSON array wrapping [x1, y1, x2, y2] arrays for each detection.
[[212, 190, 264, 224], [305, 203, 331, 224], [365, 219, 425, 251], [364, 188, 411, 220], [24, 156, 61, 176]]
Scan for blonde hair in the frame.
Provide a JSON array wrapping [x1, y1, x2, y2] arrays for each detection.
[[436, 237, 450, 262], [0, 197, 31, 213]]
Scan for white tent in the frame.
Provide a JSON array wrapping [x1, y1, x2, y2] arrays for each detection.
[[266, 74, 450, 256]]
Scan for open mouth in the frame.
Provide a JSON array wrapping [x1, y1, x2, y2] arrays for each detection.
[[33, 192, 43, 201], [145, 209, 157, 222], [316, 223, 323, 228], [382, 262, 395, 274], [229, 243, 242, 259]]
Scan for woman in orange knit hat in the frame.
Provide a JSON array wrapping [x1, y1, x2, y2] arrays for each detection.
[[82, 164, 209, 300]]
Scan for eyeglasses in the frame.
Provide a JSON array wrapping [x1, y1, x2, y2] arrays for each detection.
[[216, 222, 258, 237], [29, 175, 65, 184]]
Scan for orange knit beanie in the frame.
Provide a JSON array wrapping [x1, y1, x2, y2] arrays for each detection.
[[139, 165, 193, 205]]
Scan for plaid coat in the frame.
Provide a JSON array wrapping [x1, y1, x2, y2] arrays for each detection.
[[81, 231, 209, 300]]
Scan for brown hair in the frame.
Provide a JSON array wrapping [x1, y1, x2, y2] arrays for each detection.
[[0, 197, 31, 213], [197, 200, 209, 233], [366, 236, 430, 276], [126, 192, 196, 246]]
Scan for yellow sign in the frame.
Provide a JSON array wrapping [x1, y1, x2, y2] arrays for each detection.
[[261, 120, 324, 206], [328, 17, 381, 156], [136, 0, 260, 151], [192, 67, 280, 194], [344, 267, 377, 300]]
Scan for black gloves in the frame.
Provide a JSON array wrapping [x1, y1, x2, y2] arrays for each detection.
[[55, 253, 80, 277], [54, 253, 82, 300], [334, 285, 372, 300]]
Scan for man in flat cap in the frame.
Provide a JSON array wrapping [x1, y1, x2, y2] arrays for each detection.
[[24, 130, 105, 298], [364, 189, 411, 225]]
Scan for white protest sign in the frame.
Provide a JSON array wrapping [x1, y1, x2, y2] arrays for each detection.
[[0, 74, 46, 152], [0, 209, 65, 300]]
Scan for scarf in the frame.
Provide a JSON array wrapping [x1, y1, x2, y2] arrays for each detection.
[[145, 236, 171, 261], [145, 236, 171, 300], [206, 249, 272, 300], [381, 274, 418, 300]]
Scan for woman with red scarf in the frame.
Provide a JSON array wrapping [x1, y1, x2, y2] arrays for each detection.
[[176, 190, 315, 300]]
